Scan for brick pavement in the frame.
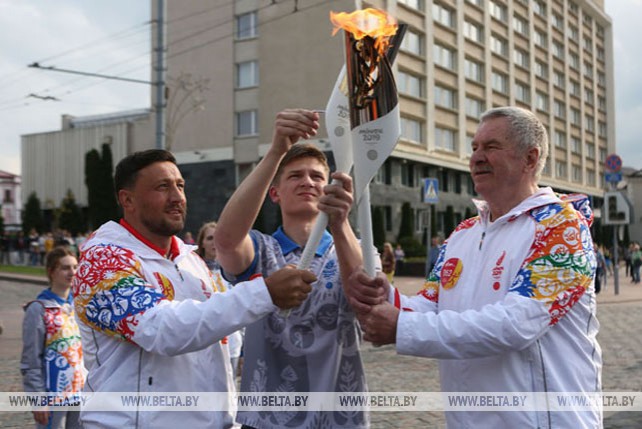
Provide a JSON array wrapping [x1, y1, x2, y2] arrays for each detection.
[[0, 268, 641, 428]]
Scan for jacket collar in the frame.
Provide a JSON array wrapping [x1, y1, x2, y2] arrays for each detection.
[[272, 226, 332, 257], [119, 219, 181, 260]]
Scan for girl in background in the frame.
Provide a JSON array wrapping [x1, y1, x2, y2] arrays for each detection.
[[21, 247, 85, 429]]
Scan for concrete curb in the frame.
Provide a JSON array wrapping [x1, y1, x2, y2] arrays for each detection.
[[0, 272, 48, 286]]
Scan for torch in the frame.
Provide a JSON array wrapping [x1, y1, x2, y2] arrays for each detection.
[[331, 9, 404, 276]]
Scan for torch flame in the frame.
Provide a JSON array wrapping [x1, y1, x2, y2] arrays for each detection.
[[330, 8, 397, 54]]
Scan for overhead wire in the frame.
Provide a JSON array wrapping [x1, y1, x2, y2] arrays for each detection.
[[1, 0, 341, 111]]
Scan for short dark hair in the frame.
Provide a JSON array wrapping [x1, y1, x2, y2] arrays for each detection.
[[114, 149, 177, 193], [272, 143, 330, 185]]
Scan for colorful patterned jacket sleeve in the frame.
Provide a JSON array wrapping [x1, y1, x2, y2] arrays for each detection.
[[509, 201, 596, 325], [73, 244, 167, 343]]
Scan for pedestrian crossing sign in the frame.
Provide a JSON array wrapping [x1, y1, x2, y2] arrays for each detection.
[[423, 178, 439, 204]]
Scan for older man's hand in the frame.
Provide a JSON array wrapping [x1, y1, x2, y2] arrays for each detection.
[[360, 301, 400, 345], [344, 268, 389, 315]]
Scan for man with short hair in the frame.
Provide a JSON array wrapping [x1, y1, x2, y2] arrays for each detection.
[[215, 108, 373, 429], [73, 149, 314, 428], [348, 107, 602, 428]]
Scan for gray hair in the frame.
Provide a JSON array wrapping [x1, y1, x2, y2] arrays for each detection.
[[479, 106, 549, 180]]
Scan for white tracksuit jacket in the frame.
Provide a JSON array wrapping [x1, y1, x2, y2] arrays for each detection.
[[394, 188, 602, 428], [73, 220, 277, 428]]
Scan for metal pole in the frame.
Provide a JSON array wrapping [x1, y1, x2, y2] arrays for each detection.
[[613, 225, 619, 295], [426, 207, 432, 277], [155, 0, 167, 149]]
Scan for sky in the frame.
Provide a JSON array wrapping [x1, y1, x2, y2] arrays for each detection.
[[0, 0, 641, 176]]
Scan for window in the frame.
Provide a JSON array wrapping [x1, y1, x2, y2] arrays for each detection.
[[554, 100, 565, 118], [236, 11, 257, 39], [570, 108, 581, 126], [568, 25, 579, 41], [583, 13, 593, 26], [514, 48, 529, 69], [585, 114, 594, 132], [434, 85, 456, 109], [401, 163, 416, 187], [554, 130, 566, 148], [584, 87, 594, 105], [492, 71, 508, 93], [535, 60, 548, 80], [399, 0, 424, 11], [552, 41, 564, 59], [598, 96, 606, 111], [569, 2, 579, 15], [597, 46, 605, 61], [534, 29, 547, 48], [599, 121, 607, 137], [583, 36, 593, 53], [587, 169, 596, 186], [513, 15, 528, 37], [585, 142, 595, 159], [555, 160, 567, 178], [466, 0, 482, 6], [236, 60, 258, 88], [569, 52, 579, 70], [401, 117, 423, 143], [401, 28, 424, 55], [397, 71, 424, 98], [570, 80, 580, 97], [464, 58, 484, 82], [552, 13, 564, 31], [599, 147, 607, 162], [433, 44, 455, 70], [572, 165, 582, 182], [598, 72, 606, 87], [490, 34, 508, 56], [384, 206, 392, 231], [490, 1, 507, 22], [236, 110, 258, 136], [553, 70, 565, 88], [584, 62, 593, 79], [571, 136, 581, 154], [465, 97, 484, 118], [4, 190, 12, 203], [433, 3, 455, 28], [536, 92, 548, 112], [375, 161, 392, 184], [435, 127, 456, 151], [464, 20, 483, 43], [533, 0, 546, 17], [515, 81, 530, 103]]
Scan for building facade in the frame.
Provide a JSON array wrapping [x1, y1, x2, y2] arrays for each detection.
[[0, 170, 21, 229], [162, 0, 615, 240]]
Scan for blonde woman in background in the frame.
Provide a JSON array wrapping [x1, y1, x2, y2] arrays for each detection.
[[381, 242, 396, 283]]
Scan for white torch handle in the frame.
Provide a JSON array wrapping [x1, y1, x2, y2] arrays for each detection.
[[357, 185, 376, 277]]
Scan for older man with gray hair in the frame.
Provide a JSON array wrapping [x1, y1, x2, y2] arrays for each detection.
[[346, 107, 602, 428]]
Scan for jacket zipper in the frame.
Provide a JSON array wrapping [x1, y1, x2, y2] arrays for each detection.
[[478, 231, 486, 250]]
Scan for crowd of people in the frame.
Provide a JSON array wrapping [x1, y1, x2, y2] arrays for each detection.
[[0, 229, 89, 267], [15, 106, 612, 428]]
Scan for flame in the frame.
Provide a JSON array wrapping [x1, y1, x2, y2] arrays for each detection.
[[330, 8, 397, 54]]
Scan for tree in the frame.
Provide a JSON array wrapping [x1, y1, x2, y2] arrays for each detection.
[[23, 192, 44, 233], [58, 189, 85, 235], [372, 206, 385, 250], [397, 202, 415, 242], [85, 144, 119, 229]]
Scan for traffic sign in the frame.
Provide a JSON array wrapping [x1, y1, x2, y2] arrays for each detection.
[[605, 172, 622, 183], [423, 178, 439, 204], [605, 154, 622, 173]]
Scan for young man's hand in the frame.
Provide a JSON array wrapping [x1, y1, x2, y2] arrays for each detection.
[[265, 265, 316, 309], [270, 109, 320, 157]]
